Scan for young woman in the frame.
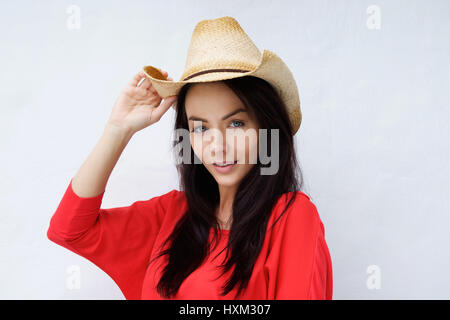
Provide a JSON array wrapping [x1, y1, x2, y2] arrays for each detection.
[[47, 16, 333, 300], [47, 69, 333, 300]]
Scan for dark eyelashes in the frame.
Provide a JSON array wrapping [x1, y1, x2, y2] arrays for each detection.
[[191, 120, 245, 133]]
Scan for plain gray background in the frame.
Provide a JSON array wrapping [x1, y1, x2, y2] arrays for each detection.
[[0, 0, 448, 299]]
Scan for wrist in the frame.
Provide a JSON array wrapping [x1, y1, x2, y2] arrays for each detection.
[[104, 122, 134, 142]]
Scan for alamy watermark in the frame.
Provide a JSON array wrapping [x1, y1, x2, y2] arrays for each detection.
[[66, 264, 81, 290], [366, 264, 381, 290], [173, 124, 280, 175]]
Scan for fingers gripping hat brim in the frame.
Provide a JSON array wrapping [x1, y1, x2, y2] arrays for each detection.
[[142, 49, 301, 135]]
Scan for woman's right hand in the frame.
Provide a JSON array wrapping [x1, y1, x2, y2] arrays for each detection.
[[107, 69, 177, 135]]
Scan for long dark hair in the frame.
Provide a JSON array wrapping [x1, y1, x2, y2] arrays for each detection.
[[148, 75, 306, 298]]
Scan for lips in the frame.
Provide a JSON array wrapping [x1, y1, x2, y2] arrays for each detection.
[[213, 160, 238, 166], [213, 160, 238, 173]]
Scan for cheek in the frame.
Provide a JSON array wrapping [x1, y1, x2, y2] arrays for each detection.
[[235, 132, 259, 164], [189, 135, 203, 161], [247, 136, 259, 164]]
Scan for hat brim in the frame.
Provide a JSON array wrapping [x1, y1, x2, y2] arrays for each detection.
[[142, 49, 301, 135]]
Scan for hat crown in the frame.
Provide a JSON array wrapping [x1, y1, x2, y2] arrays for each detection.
[[181, 16, 262, 81]]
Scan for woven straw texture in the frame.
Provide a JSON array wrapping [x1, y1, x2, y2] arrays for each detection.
[[142, 16, 301, 135]]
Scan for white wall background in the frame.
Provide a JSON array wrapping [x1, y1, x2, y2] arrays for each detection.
[[0, 0, 448, 299]]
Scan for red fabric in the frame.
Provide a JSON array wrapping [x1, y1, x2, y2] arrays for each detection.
[[47, 178, 333, 300]]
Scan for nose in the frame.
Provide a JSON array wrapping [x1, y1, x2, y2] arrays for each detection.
[[209, 129, 225, 154], [207, 129, 233, 163]]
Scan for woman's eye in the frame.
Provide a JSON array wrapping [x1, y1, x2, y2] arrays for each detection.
[[191, 120, 244, 133], [192, 126, 206, 133], [230, 120, 244, 128]]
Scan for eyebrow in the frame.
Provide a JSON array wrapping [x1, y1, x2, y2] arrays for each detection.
[[188, 108, 248, 123]]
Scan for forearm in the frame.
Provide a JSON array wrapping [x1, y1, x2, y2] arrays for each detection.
[[71, 122, 134, 198]]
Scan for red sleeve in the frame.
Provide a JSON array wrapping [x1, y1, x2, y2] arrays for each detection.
[[268, 194, 333, 300], [307, 222, 333, 300], [46, 178, 177, 300]]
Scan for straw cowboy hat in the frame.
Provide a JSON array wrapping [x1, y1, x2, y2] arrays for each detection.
[[142, 16, 302, 135]]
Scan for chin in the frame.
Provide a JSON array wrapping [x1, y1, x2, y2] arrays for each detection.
[[207, 164, 251, 188], [215, 177, 241, 188]]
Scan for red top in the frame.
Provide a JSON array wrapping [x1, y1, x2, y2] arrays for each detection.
[[47, 178, 333, 300]]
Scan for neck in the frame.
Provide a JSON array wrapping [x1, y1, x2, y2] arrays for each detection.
[[216, 185, 237, 229]]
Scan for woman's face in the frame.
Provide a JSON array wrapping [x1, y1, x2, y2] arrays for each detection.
[[185, 81, 260, 188]]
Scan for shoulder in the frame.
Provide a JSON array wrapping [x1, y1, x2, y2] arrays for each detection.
[[272, 190, 323, 235], [149, 188, 183, 201], [165, 189, 186, 207], [136, 188, 186, 213]]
